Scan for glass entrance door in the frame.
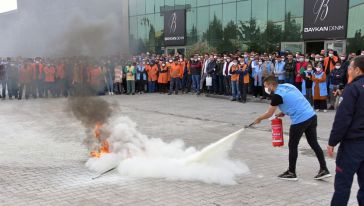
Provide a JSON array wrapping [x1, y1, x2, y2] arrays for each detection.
[[324, 40, 346, 55], [165, 47, 186, 56]]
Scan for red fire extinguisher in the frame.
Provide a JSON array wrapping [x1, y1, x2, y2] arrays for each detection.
[[271, 117, 284, 147]]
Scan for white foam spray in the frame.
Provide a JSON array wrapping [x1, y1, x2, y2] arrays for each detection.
[[86, 116, 249, 185]]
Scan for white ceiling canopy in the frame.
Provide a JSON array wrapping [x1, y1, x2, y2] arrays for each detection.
[[0, 0, 17, 13]]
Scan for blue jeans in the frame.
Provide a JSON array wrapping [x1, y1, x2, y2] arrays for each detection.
[[231, 80, 240, 100], [148, 81, 156, 93], [192, 75, 200, 93], [106, 75, 114, 93], [331, 141, 364, 206], [285, 76, 294, 85]]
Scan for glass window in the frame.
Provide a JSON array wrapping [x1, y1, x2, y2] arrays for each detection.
[[129, 0, 137, 16], [286, 0, 303, 18], [146, 0, 155, 14], [347, 3, 364, 38], [137, 15, 148, 41], [223, 3, 237, 26], [197, 6, 210, 40], [136, 0, 146, 15], [197, 0, 210, 7], [187, 8, 198, 44], [155, 0, 164, 13], [165, 0, 175, 11], [223, 0, 236, 3], [210, 4, 223, 21], [350, 0, 364, 7], [185, 0, 197, 8], [130, 16, 138, 37], [268, 0, 284, 22], [252, 0, 267, 30], [237, 0, 251, 23], [210, 0, 223, 4]]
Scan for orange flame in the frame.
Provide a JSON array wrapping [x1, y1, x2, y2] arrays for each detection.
[[90, 122, 110, 158]]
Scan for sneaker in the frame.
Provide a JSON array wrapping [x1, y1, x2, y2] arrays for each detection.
[[278, 170, 298, 181], [323, 110, 328, 113], [314, 169, 331, 180], [315, 109, 320, 112]]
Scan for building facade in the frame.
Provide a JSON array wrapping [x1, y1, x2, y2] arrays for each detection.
[[128, 0, 364, 55]]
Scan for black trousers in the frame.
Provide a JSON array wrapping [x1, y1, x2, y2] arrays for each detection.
[[288, 115, 327, 173]]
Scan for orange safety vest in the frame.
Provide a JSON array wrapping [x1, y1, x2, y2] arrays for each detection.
[[146, 64, 158, 81], [158, 66, 169, 84], [170, 63, 183, 78], [230, 65, 239, 81], [44, 66, 56, 82], [56, 64, 65, 79], [240, 64, 250, 84]]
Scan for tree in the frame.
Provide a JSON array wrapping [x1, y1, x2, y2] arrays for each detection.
[[202, 15, 223, 49], [238, 19, 263, 52], [283, 12, 302, 42], [219, 21, 240, 53], [261, 21, 283, 53], [188, 25, 198, 45]]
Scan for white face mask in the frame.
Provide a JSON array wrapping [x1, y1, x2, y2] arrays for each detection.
[[299, 58, 304, 62], [264, 87, 271, 95], [316, 68, 321, 72], [315, 58, 319, 62], [307, 67, 312, 71], [361, 53, 364, 56], [340, 57, 346, 61], [258, 61, 263, 65], [319, 58, 323, 61], [335, 66, 341, 69], [329, 54, 333, 57], [305, 59, 310, 62]]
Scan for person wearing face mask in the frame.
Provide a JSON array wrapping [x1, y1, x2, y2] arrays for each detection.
[[324, 50, 339, 76], [200, 54, 212, 94], [215, 56, 225, 95], [254, 75, 330, 181], [252, 59, 264, 98], [229, 60, 240, 101], [295, 55, 308, 92], [158, 62, 169, 93], [274, 56, 286, 84], [146, 60, 158, 93], [328, 62, 345, 110], [237, 61, 249, 103], [284, 53, 296, 85], [328, 56, 364, 206], [136, 62, 147, 94], [223, 56, 232, 96], [301, 63, 314, 105], [312, 64, 328, 112], [168, 58, 183, 95], [190, 55, 202, 95], [123, 61, 136, 95]]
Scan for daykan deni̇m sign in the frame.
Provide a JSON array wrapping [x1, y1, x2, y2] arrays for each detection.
[[164, 10, 186, 46], [303, 0, 349, 40]]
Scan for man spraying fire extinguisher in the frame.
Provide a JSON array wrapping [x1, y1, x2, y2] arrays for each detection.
[[253, 75, 331, 181]]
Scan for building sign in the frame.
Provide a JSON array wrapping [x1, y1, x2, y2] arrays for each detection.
[[303, 0, 349, 40], [164, 10, 186, 46]]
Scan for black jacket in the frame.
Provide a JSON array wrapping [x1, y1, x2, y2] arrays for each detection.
[[206, 61, 217, 75], [329, 75, 364, 146]]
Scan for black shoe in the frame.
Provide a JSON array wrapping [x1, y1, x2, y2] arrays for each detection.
[[231, 99, 236, 101], [168, 93, 172, 95], [278, 170, 298, 181], [314, 169, 331, 180]]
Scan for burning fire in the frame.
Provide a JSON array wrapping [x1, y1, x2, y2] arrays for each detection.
[[90, 122, 110, 158]]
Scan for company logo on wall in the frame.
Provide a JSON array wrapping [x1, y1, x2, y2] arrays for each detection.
[[303, 0, 349, 40], [164, 10, 186, 46]]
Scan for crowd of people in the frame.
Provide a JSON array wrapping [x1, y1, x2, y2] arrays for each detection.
[[0, 49, 363, 110]]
